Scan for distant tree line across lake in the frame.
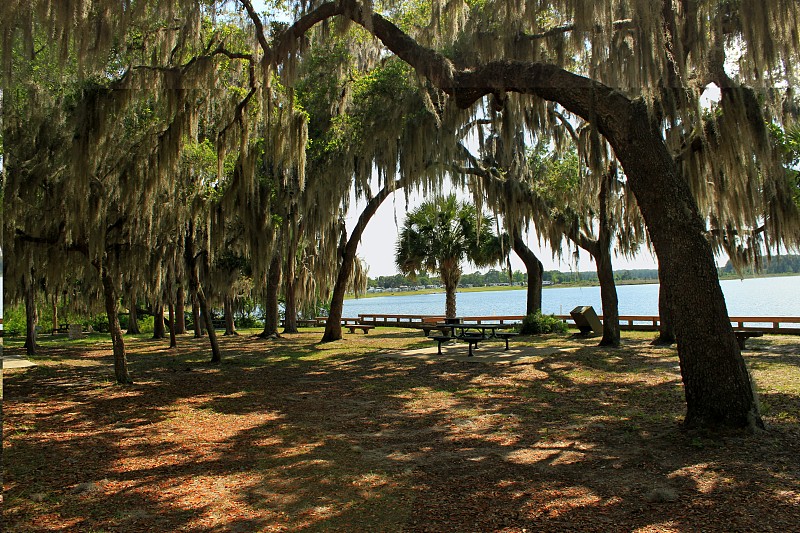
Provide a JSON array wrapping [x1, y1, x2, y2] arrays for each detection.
[[367, 255, 800, 290]]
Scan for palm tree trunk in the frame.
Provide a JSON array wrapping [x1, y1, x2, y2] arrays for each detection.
[[440, 260, 461, 319]]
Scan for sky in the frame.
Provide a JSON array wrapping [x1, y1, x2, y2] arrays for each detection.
[[344, 186, 661, 278], [247, 0, 724, 278]]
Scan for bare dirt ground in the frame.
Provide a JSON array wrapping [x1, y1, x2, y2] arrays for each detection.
[[3, 329, 799, 532]]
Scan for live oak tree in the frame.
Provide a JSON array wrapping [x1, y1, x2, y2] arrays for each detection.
[[6, 0, 800, 429], [271, 0, 799, 430]]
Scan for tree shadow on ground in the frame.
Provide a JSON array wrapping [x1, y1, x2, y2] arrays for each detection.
[[3, 332, 799, 532]]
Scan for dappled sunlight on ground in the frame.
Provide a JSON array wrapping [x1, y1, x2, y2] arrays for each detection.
[[3, 329, 800, 531]]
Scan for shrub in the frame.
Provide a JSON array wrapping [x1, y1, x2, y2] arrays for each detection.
[[87, 314, 110, 333], [520, 311, 568, 335]]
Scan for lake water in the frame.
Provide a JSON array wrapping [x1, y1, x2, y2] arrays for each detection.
[[342, 276, 800, 318]]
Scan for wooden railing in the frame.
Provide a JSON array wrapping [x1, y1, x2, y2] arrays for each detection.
[[357, 313, 800, 334]]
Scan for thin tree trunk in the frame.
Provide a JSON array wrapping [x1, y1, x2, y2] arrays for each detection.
[[168, 301, 177, 348], [192, 293, 203, 337], [652, 272, 676, 345], [175, 285, 186, 334], [596, 172, 620, 347], [51, 294, 58, 335], [152, 303, 166, 340], [595, 248, 620, 347], [23, 271, 38, 355], [185, 222, 220, 362], [223, 296, 238, 336], [512, 231, 543, 315], [283, 218, 300, 334], [101, 269, 131, 384], [197, 286, 221, 362], [260, 252, 282, 338], [323, 180, 402, 342], [126, 287, 141, 334]]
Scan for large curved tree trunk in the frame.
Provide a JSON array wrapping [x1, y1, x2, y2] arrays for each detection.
[[323, 180, 402, 342], [23, 270, 38, 356], [512, 231, 543, 315], [609, 102, 761, 429], [175, 285, 186, 334], [260, 252, 282, 338], [101, 269, 131, 384]]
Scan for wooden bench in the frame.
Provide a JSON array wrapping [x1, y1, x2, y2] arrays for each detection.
[[345, 324, 375, 334], [494, 331, 519, 350], [418, 316, 447, 335], [734, 330, 763, 349]]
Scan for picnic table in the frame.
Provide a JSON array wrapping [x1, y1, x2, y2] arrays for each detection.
[[435, 322, 513, 339], [429, 321, 518, 356]]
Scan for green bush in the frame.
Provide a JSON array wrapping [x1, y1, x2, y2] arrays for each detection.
[[87, 314, 109, 333], [520, 311, 568, 335]]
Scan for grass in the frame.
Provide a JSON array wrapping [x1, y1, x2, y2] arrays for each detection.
[[3, 328, 800, 532]]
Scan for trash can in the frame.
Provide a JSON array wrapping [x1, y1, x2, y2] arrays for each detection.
[[570, 306, 602, 335], [68, 324, 85, 340]]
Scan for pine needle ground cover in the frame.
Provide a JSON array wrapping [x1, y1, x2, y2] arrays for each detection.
[[3, 330, 799, 532]]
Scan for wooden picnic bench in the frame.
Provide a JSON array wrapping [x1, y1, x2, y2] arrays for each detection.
[[345, 324, 375, 334], [418, 316, 447, 335], [734, 330, 763, 349]]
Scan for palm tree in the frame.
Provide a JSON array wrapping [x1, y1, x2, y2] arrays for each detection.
[[396, 195, 507, 319]]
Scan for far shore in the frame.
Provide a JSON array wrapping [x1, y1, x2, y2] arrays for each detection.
[[348, 272, 800, 299]]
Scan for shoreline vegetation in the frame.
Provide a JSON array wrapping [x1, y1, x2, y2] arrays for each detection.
[[349, 271, 800, 299]]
